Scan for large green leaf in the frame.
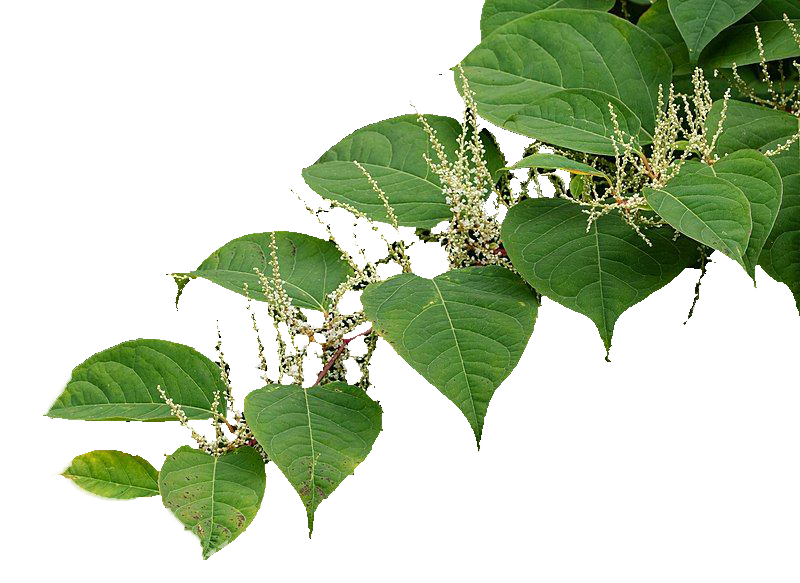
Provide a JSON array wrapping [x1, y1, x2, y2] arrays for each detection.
[[708, 100, 800, 310], [47, 339, 226, 421], [62, 450, 159, 499], [502, 198, 700, 354], [638, 0, 692, 75], [361, 266, 538, 444], [700, 18, 800, 68], [302, 116, 505, 228], [175, 231, 353, 311], [244, 382, 382, 535], [747, 0, 800, 20], [460, 9, 671, 155], [159, 446, 266, 559], [644, 151, 782, 281], [502, 152, 610, 179], [667, 0, 762, 62], [479, 0, 615, 38]]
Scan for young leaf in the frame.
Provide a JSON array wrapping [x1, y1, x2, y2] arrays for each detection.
[[638, 0, 692, 75], [159, 446, 266, 559], [361, 266, 538, 445], [62, 450, 159, 499], [479, 0, 614, 38], [700, 18, 800, 68], [174, 231, 353, 311], [502, 152, 610, 180], [302, 115, 505, 228], [707, 100, 800, 310], [644, 150, 782, 282], [243, 382, 382, 535], [47, 339, 227, 421], [667, 0, 762, 62], [502, 198, 700, 355], [460, 9, 671, 155]]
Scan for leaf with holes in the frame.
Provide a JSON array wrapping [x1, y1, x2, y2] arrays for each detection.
[[174, 231, 353, 311], [459, 9, 671, 154], [302, 115, 505, 228], [159, 446, 266, 559], [243, 382, 382, 535], [667, 0, 762, 62], [708, 100, 800, 310], [644, 150, 783, 279], [361, 266, 538, 445], [62, 450, 159, 499], [502, 198, 700, 355], [47, 339, 227, 421], [479, 0, 614, 38]]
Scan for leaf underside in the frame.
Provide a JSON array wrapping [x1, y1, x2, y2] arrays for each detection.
[[47, 339, 227, 421], [502, 198, 701, 355], [243, 382, 382, 535], [361, 265, 539, 445], [159, 446, 266, 559]]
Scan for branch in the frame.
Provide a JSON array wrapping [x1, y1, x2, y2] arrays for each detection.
[[313, 328, 373, 386]]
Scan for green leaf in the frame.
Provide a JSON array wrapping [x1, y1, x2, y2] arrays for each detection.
[[175, 231, 353, 311], [748, 0, 800, 20], [460, 9, 671, 154], [47, 339, 227, 421], [699, 18, 800, 68], [243, 382, 382, 535], [708, 100, 800, 310], [638, 0, 692, 75], [480, 0, 615, 38], [159, 446, 266, 559], [302, 115, 505, 228], [642, 150, 782, 282], [667, 0, 762, 62], [62, 450, 159, 499], [361, 266, 538, 444], [502, 198, 700, 355], [503, 152, 610, 179]]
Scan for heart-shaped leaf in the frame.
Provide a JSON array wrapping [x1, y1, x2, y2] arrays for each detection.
[[62, 450, 159, 499], [174, 231, 353, 311], [667, 0, 762, 62], [644, 150, 783, 281], [480, 0, 614, 38], [159, 446, 266, 559], [302, 115, 505, 228], [243, 382, 382, 535], [708, 100, 800, 310], [47, 339, 227, 421], [460, 9, 671, 154], [361, 265, 538, 445], [502, 198, 700, 355]]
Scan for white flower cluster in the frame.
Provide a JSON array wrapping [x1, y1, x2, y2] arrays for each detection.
[[157, 320, 269, 461], [244, 228, 378, 388], [416, 66, 511, 270]]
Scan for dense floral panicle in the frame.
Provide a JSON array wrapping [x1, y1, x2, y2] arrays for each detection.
[[415, 66, 511, 270]]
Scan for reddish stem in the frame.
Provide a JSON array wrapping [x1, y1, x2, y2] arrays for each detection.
[[312, 328, 373, 386]]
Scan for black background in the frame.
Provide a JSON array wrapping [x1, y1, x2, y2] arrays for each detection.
[[39, 2, 798, 565]]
